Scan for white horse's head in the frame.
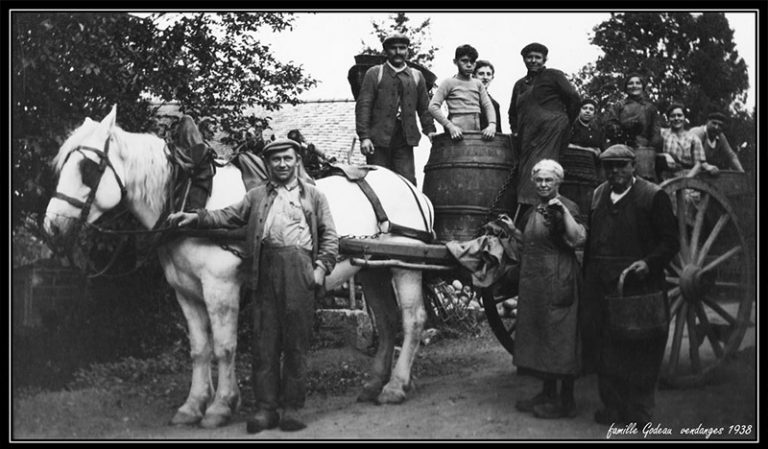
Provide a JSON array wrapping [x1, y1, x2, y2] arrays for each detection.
[[43, 105, 128, 241]]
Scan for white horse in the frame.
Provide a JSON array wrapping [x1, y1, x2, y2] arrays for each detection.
[[43, 106, 435, 428]]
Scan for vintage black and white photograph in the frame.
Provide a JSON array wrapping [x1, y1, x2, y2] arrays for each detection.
[[10, 6, 759, 441]]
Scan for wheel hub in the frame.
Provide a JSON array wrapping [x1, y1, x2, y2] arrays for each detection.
[[679, 264, 704, 302]]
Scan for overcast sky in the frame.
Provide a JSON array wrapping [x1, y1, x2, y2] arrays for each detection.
[[258, 11, 756, 133]]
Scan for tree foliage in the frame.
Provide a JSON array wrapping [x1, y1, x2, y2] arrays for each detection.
[[573, 12, 749, 125], [12, 12, 316, 230], [359, 13, 439, 68]]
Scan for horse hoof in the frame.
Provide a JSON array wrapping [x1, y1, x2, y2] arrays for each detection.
[[357, 387, 380, 403], [169, 410, 202, 426], [377, 388, 406, 405], [200, 412, 230, 429]]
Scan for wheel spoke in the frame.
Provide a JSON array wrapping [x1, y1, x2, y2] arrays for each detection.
[[676, 189, 690, 261], [668, 289, 683, 317], [668, 262, 682, 276], [666, 276, 680, 285], [696, 214, 730, 265], [701, 296, 738, 326], [667, 301, 687, 378], [687, 300, 701, 374], [702, 246, 742, 274], [689, 193, 710, 262], [694, 301, 724, 358]]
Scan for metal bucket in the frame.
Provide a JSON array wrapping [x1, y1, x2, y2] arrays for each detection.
[[604, 267, 669, 340], [422, 132, 517, 242]]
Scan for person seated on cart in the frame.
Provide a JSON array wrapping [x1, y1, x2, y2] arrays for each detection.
[[659, 103, 720, 180], [560, 98, 605, 221], [603, 73, 662, 181], [428, 44, 497, 141], [689, 111, 745, 172], [514, 159, 586, 420]]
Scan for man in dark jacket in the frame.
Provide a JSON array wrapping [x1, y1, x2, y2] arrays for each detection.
[[508, 42, 580, 218], [581, 144, 679, 426], [167, 139, 338, 433], [355, 33, 436, 186]]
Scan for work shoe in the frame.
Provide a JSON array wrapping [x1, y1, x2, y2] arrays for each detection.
[[246, 410, 279, 434], [594, 407, 623, 425], [279, 408, 307, 432], [532, 401, 577, 419], [515, 392, 556, 413]]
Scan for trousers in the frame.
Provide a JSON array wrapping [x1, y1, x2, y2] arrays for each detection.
[[251, 246, 316, 411], [366, 120, 416, 186]]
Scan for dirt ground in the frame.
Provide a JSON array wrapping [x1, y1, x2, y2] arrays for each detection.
[[11, 325, 757, 442]]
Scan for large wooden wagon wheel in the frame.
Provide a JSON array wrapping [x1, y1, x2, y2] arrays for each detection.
[[481, 286, 517, 355], [659, 177, 755, 388]]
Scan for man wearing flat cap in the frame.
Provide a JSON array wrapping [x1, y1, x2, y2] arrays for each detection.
[[167, 138, 338, 433], [580, 144, 678, 426], [689, 111, 745, 172], [509, 42, 581, 220], [355, 32, 436, 186]]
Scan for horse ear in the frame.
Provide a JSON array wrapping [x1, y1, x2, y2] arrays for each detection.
[[101, 104, 117, 128]]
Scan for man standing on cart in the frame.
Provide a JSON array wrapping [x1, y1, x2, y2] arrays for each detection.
[[581, 144, 679, 426]]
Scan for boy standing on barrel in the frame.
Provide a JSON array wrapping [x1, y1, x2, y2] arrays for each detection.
[[428, 44, 497, 141]]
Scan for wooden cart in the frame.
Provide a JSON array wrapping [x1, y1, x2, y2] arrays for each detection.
[[340, 169, 755, 388]]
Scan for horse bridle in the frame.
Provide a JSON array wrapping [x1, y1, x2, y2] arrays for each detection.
[[53, 136, 127, 230]]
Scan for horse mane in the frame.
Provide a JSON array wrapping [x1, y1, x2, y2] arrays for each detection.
[[109, 127, 173, 215], [53, 118, 173, 216]]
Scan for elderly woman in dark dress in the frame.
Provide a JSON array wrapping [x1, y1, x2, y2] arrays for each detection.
[[560, 98, 605, 220], [514, 159, 586, 419], [604, 73, 662, 181]]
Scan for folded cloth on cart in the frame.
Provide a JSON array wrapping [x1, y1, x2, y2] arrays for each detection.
[[445, 214, 522, 288]]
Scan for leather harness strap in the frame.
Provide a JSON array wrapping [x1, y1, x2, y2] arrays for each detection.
[[354, 178, 433, 243]]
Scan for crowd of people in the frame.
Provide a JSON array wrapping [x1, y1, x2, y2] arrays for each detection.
[[165, 32, 746, 434], [354, 33, 745, 428]]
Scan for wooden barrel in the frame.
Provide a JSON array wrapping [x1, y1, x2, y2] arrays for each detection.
[[634, 146, 657, 181], [422, 132, 517, 242]]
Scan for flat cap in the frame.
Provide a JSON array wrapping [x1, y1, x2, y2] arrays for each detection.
[[263, 138, 301, 156], [600, 144, 636, 162], [520, 42, 548, 57], [383, 33, 410, 48], [707, 111, 728, 122]]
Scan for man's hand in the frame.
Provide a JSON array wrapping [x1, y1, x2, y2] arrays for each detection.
[[446, 123, 463, 141], [626, 260, 649, 279], [703, 163, 720, 176], [427, 132, 437, 143], [360, 138, 375, 156], [481, 124, 496, 141], [167, 211, 198, 227], [313, 266, 326, 287]]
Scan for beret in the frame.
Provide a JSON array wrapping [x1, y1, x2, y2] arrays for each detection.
[[520, 42, 549, 57], [580, 98, 598, 109], [600, 144, 636, 161], [383, 33, 410, 48], [263, 138, 301, 156]]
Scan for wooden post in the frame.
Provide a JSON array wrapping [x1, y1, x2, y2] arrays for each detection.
[[348, 275, 356, 309]]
